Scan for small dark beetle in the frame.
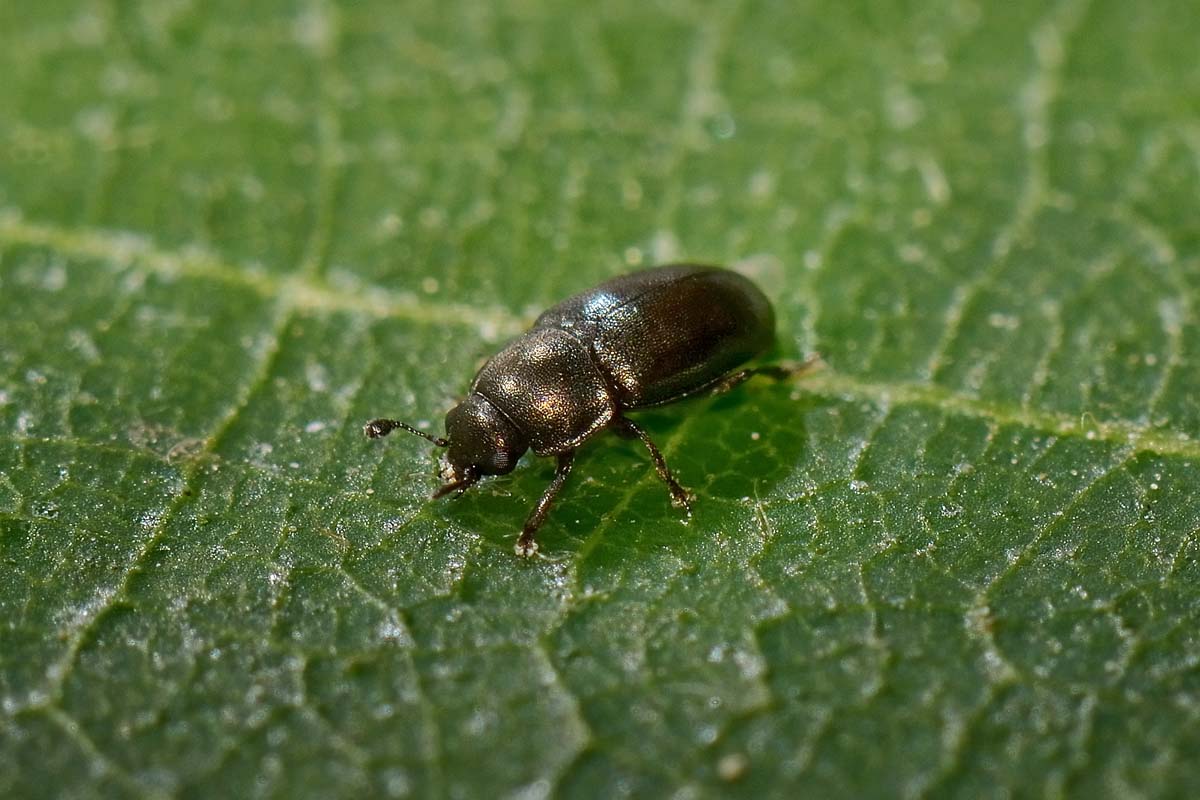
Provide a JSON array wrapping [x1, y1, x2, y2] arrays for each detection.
[[365, 264, 814, 556]]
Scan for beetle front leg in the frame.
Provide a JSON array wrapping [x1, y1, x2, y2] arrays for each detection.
[[709, 355, 823, 395], [516, 450, 576, 557], [613, 417, 693, 513]]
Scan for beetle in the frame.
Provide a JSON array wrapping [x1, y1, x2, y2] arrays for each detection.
[[365, 264, 816, 557]]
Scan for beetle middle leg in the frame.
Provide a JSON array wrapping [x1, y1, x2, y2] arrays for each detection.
[[709, 355, 823, 395], [612, 417, 693, 513], [516, 450, 576, 557]]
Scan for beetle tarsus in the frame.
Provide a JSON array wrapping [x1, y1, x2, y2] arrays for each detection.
[[514, 538, 540, 558], [670, 485, 695, 513]]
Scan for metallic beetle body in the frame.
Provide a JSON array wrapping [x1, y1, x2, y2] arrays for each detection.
[[472, 265, 774, 456], [366, 264, 801, 556]]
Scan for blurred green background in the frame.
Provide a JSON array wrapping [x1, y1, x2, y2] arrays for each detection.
[[2, 0, 1199, 797]]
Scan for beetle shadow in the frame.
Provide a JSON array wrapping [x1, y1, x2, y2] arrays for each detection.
[[637, 384, 824, 505], [427, 376, 840, 556], [434, 383, 832, 557]]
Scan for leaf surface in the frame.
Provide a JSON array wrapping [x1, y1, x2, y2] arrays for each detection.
[[2, 0, 1199, 797]]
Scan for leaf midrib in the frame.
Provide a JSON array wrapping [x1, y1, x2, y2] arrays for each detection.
[[3, 213, 1197, 461]]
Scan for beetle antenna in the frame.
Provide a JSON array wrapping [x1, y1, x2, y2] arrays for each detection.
[[363, 418, 449, 447]]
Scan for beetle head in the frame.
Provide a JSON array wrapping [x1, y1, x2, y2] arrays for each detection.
[[437, 393, 528, 495]]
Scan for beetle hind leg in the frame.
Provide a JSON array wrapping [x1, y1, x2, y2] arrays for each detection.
[[710, 354, 823, 395], [516, 450, 576, 557], [613, 417, 694, 513]]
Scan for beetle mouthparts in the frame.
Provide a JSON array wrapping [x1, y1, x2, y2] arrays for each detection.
[[432, 471, 478, 499]]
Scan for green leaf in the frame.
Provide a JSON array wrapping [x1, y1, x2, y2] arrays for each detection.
[[2, 0, 1199, 796]]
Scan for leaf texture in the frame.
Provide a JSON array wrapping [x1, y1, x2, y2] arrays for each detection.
[[2, 0, 1199, 797]]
